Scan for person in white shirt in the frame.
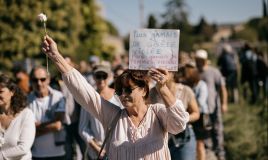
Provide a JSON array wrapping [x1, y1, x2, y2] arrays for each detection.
[[0, 73, 35, 160], [28, 66, 66, 160], [41, 35, 189, 160]]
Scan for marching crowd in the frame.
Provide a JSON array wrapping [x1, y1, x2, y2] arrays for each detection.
[[0, 36, 267, 160]]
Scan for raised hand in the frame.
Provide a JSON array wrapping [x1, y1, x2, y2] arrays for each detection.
[[41, 35, 72, 73], [41, 35, 60, 62], [148, 68, 170, 86]]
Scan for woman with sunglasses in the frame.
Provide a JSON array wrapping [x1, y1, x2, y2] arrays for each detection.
[[42, 35, 189, 160], [0, 74, 36, 159]]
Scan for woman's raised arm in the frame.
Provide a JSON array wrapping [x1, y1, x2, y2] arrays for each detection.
[[149, 68, 177, 107]]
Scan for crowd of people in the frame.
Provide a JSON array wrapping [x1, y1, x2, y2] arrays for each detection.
[[0, 35, 267, 160]]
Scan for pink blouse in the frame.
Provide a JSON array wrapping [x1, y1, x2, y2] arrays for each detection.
[[62, 68, 189, 160]]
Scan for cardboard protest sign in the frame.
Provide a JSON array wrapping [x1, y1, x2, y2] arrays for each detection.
[[129, 29, 180, 71]]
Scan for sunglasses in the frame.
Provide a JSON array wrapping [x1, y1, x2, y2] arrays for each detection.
[[94, 73, 108, 80], [115, 86, 139, 96], [32, 77, 47, 83]]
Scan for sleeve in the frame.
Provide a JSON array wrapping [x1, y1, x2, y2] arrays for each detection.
[[0, 109, 36, 159], [79, 108, 94, 143], [196, 81, 209, 113], [62, 68, 120, 128], [153, 100, 189, 134]]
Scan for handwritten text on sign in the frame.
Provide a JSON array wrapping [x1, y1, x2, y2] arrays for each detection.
[[129, 29, 180, 71]]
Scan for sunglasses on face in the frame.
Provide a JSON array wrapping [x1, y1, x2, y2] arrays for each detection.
[[31, 77, 47, 83], [94, 73, 108, 80], [115, 86, 139, 96]]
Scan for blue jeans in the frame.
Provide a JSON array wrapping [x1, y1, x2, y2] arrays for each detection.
[[169, 127, 197, 160]]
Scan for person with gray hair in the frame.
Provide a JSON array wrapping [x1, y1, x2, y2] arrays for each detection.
[[28, 66, 66, 160]]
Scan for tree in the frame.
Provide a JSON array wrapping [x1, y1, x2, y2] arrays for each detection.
[[194, 16, 215, 41], [263, 0, 267, 17], [78, 0, 108, 60], [159, 0, 194, 51], [147, 14, 158, 28], [247, 17, 268, 42], [0, 0, 85, 60], [161, 0, 191, 32], [105, 20, 119, 36], [0, 0, 110, 71]]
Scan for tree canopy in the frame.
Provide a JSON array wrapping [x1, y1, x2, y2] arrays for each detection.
[[0, 0, 111, 69]]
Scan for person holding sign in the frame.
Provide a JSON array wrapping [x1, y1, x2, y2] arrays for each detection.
[[41, 35, 189, 160]]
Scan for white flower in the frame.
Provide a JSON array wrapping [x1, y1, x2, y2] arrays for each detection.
[[0, 136, 4, 147], [37, 13, 48, 35], [37, 13, 47, 22]]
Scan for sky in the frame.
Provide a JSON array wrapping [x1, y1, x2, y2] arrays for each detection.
[[99, 0, 262, 36]]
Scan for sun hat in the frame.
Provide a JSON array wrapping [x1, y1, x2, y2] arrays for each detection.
[[93, 65, 111, 75], [195, 49, 208, 59]]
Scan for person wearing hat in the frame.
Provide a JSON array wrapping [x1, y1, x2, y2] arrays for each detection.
[[79, 64, 123, 159], [195, 49, 228, 160]]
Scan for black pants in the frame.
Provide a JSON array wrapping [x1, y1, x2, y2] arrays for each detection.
[[65, 122, 86, 160]]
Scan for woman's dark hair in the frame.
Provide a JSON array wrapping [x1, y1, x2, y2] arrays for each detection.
[[0, 74, 27, 114], [183, 64, 200, 88], [174, 64, 200, 88], [114, 70, 150, 99]]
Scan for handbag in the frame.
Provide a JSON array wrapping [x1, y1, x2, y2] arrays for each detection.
[[169, 125, 191, 148], [96, 109, 122, 160]]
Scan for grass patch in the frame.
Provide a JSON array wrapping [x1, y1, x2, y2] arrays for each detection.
[[224, 97, 268, 160]]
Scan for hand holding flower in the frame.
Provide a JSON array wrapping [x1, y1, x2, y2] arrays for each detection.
[[41, 36, 73, 74], [42, 36, 60, 62]]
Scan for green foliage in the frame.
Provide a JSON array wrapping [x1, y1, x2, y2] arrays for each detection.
[[235, 26, 258, 42], [160, 0, 194, 52], [233, 18, 268, 42], [224, 96, 268, 160], [193, 17, 216, 42], [0, 0, 110, 70], [247, 17, 268, 42], [161, 0, 189, 29], [78, 0, 108, 60], [105, 20, 119, 36]]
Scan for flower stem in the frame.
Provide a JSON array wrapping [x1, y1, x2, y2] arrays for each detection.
[[44, 23, 47, 36], [44, 22, 49, 75]]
